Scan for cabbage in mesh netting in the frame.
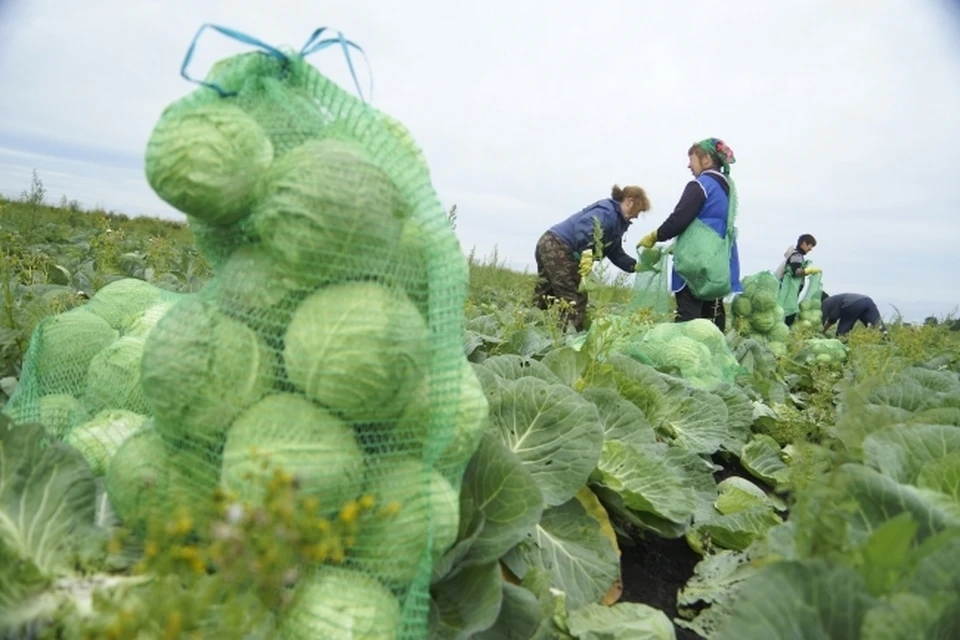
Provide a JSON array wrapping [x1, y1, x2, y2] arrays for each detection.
[[731, 271, 791, 357], [4, 29, 478, 640]]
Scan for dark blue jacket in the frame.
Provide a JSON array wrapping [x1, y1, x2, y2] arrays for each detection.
[[549, 199, 636, 273], [656, 171, 742, 295]]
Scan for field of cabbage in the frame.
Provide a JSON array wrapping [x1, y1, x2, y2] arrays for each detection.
[[2, 191, 960, 639]]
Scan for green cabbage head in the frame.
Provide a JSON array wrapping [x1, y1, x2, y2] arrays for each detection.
[[396, 357, 489, 471], [66, 409, 149, 476], [350, 458, 459, 587], [283, 282, 428, 423], [83, 335, 148, 414], [140, 297, 275, 448], [220, 393, 364, 514], [85, 278, 164, 332], [250, 137, 408, 284], [145, 102, 274, 225], [31, 309, 118, 397], [279, 566, 400, 640]]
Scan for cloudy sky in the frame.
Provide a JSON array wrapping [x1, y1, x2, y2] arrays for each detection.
[[1, 0, 959, 322]]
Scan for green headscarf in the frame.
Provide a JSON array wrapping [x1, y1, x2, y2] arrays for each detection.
[[696, 137, 739, 241], [697, 138, 736, 176]]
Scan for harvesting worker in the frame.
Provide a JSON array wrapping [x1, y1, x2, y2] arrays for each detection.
[[636, 138, 741, 331], [821, 292, 888, 338], [776, 233, 821, 326], [533, 184, 651, 332]]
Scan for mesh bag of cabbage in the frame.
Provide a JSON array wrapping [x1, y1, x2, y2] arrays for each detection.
[[4, 277, 184, 437], [9, 25, 482, 640], [628, 245, 672, 315], [731, 271, 790, 356], [796, 272, 824, 329]]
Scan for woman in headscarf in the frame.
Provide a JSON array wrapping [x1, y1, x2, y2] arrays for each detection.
[[533, 184, 650, 331], [637, 138, 741, 331]]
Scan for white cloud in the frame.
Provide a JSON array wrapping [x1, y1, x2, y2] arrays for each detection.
[[1, 0, 959, 321]]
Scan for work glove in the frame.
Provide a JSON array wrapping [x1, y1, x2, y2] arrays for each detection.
[[804, 266, 822, 276], [578, 250, 594, 279], [637, 230, 658, 250]]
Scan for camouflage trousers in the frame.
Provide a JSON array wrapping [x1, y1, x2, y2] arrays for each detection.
[[532, 231, 587, 331]]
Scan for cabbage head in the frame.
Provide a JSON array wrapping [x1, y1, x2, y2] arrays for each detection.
[[37, 393, 87, 439], [105, 423, 219, 528], [284, 282, 428, 423], [84, 278, 164, 332], [751, 291, 777, 313], [105, 426, 170, 529], [203, 52, 271, 95], [279, 566, 400, 640], [768, 322, 790, 343], [250, 137, 408, 284], [221, 393, 364, 513], [750, 311, 777, 334], [83, 335, 148, 414], [140, 298, 275, 447], [66, 409, 149, 476], [732, 294, 752, 317], [31, 309, 118, 396], [212, 244, 310, 340], [126, 298, 180, 339], [660, 336, 712, 375], [145, 102, 274, 224], [350, 459, 459, 586], [679, 318, 727, 350], [395, 358, 489, 471]]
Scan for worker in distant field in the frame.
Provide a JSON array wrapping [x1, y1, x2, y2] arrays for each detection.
[[636, 138, 741, 331], [776, 233, 821, 326], [533, 184, 651, 331], [821, 292, 888, 338]]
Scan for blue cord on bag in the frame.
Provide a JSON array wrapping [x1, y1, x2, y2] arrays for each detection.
[[179, 23, 373, 102]]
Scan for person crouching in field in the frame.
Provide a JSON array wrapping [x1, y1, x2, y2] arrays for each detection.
[[637, 138, 741, 331], [533, 185, 651, 331], [822, 292, 889, 338]]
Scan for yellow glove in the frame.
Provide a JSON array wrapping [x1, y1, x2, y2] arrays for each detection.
[[805, 266, 822, 276], [578, 249, 593, 278], [637, 230, 658, 250]]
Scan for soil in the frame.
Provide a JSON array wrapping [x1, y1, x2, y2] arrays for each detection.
[[614, 453, 771, 640], [618, 534, 704, 640]]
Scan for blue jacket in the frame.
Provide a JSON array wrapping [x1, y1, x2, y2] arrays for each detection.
[[549, 199, 636, 273], [658, 171, 742, 295]]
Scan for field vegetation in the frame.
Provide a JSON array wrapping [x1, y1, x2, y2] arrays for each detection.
[[1, 172, 959, 639]]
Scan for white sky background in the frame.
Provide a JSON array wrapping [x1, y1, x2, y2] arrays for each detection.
[[1, 0, 959, 321]]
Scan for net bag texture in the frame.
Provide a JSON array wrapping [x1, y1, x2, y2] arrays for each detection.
[[628, 245, 672, 316], [5, 24, 480, 640], [730, 271, 791, 357], [796, 272, 824, 330]]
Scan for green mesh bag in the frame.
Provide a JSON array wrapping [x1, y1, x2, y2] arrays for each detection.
[[4, 25, 478, 640], [672, 177, 739, 300], [776, 257, 810, 317], [4, 278, 184, 433], [796, 272, 824, 329], [628, 245, 672, 315], [730, 271, 789, 356]]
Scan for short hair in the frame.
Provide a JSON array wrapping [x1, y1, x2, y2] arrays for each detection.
[[798, 234, 817, 248]]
